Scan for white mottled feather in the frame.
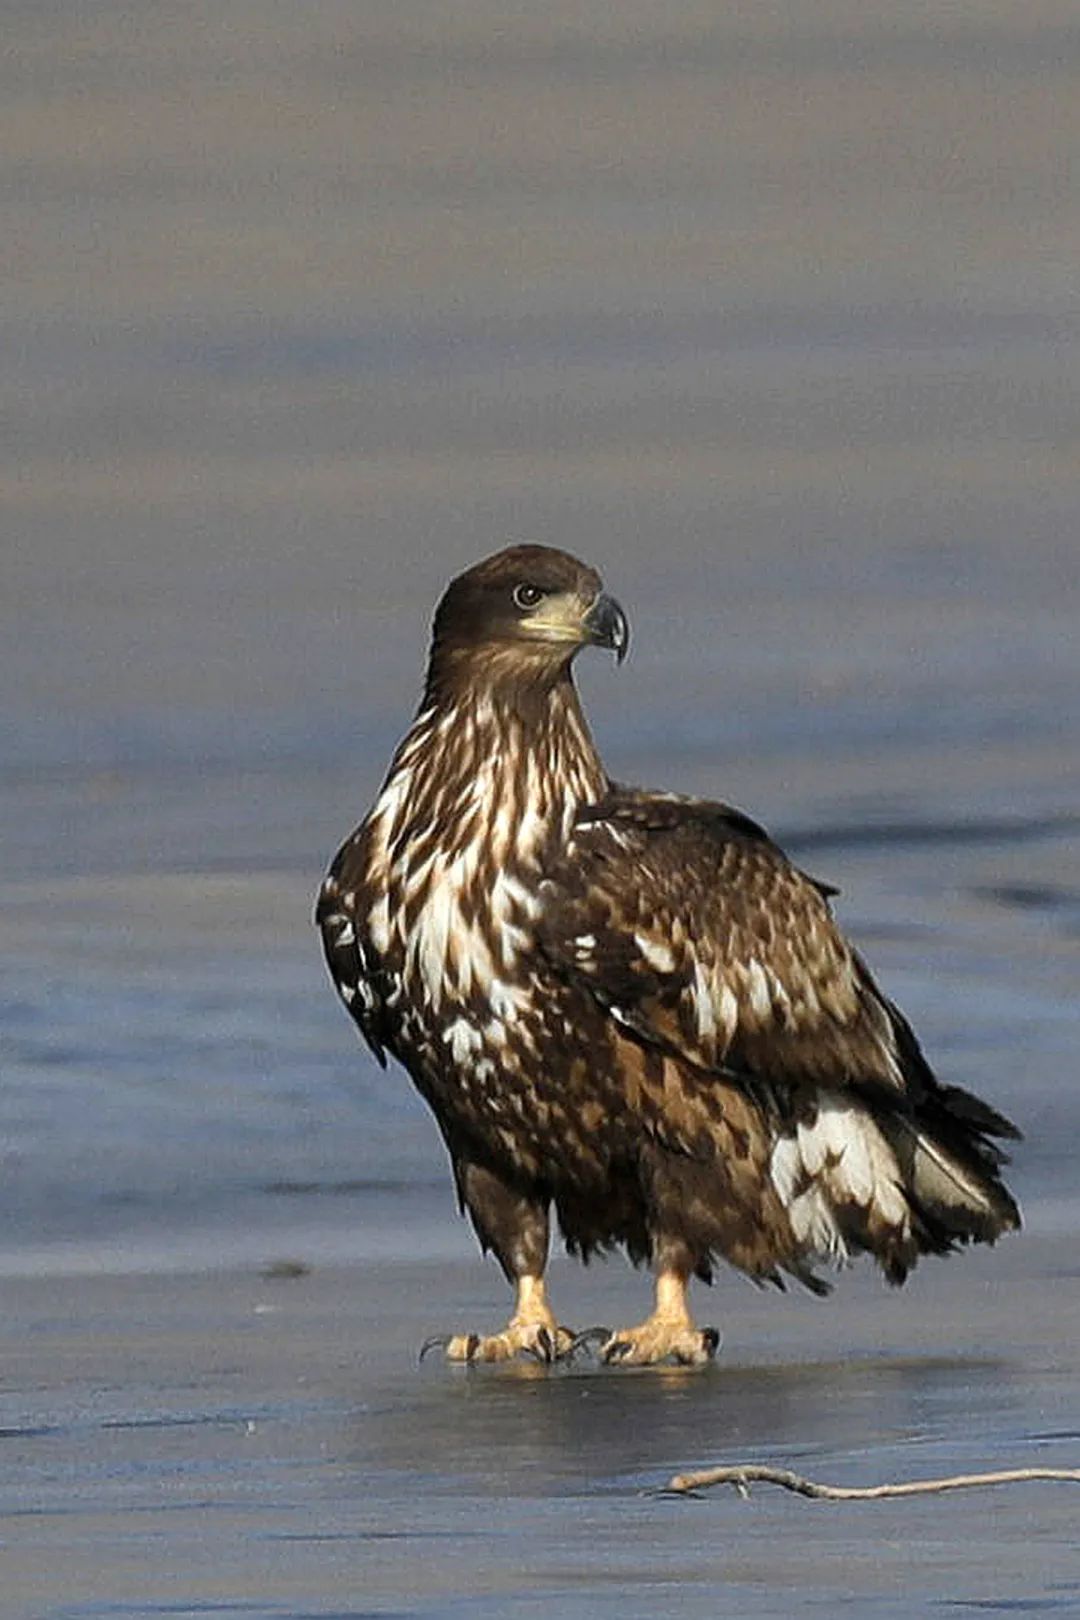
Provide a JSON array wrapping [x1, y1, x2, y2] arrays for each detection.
[[745, 957, 772, 1021], [716, 982, 740, 1040], [788, 1186, 848, 1264], [692, 959, 717, 1042], [635, 932, 676, 973], [770, 1095, 910, 1266]]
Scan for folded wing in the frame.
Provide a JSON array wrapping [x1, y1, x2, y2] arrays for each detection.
[[540, 788, 1020, 1283]]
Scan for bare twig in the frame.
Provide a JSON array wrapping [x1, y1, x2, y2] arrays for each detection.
[[666, 1463, 1080, 1500]]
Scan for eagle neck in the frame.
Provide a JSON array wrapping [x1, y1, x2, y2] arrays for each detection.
[[387, 671, 607, 869]]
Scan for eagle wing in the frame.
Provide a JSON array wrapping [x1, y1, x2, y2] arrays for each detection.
[[315, 831, 391, 1069], [540, 786, 1019, 1278], [540, 787, 911, 1099]]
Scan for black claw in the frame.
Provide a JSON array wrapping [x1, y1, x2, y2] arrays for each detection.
[[419, 1334, 452, 1363], [701, 1327, 721, 1356], [602, 1338, 632, 1364], [524, 1326, 554, 1365], [569, 1326, 612, 1358]]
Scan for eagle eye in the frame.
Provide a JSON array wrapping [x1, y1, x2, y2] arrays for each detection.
[[512, 582, 545, 610]]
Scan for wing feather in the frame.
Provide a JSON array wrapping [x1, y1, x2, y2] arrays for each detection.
[[315, 834, 391, 1068], [542, 787, 904, 1096]]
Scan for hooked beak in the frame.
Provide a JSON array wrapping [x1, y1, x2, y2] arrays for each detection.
[[584, 591, 630, 665]]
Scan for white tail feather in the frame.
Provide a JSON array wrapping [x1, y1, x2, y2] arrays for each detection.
[[770, 1095, 910, 1267]]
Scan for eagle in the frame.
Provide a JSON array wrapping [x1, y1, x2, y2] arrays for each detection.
[[317, 544, 1020, 1365]]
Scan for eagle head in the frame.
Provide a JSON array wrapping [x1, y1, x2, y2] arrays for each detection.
[[428, 545, 629, 695]]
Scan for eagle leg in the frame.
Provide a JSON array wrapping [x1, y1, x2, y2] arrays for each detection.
[[421, 1274, 575, 1364], [599, 1269, 720, 1367], [418, 1162, 576, 1363]]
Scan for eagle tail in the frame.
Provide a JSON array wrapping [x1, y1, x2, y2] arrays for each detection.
[[770, 1085, 1020, 1289], [875, 1087, 1022, 1268]]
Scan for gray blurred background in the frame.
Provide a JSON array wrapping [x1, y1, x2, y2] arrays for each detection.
[[6, 1, 1078, 770]]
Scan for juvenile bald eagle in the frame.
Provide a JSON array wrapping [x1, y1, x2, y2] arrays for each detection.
[[317, 545, 1020, 1365]]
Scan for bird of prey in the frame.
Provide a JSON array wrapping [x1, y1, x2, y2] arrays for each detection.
[[317, 545, 1020, 1365]]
